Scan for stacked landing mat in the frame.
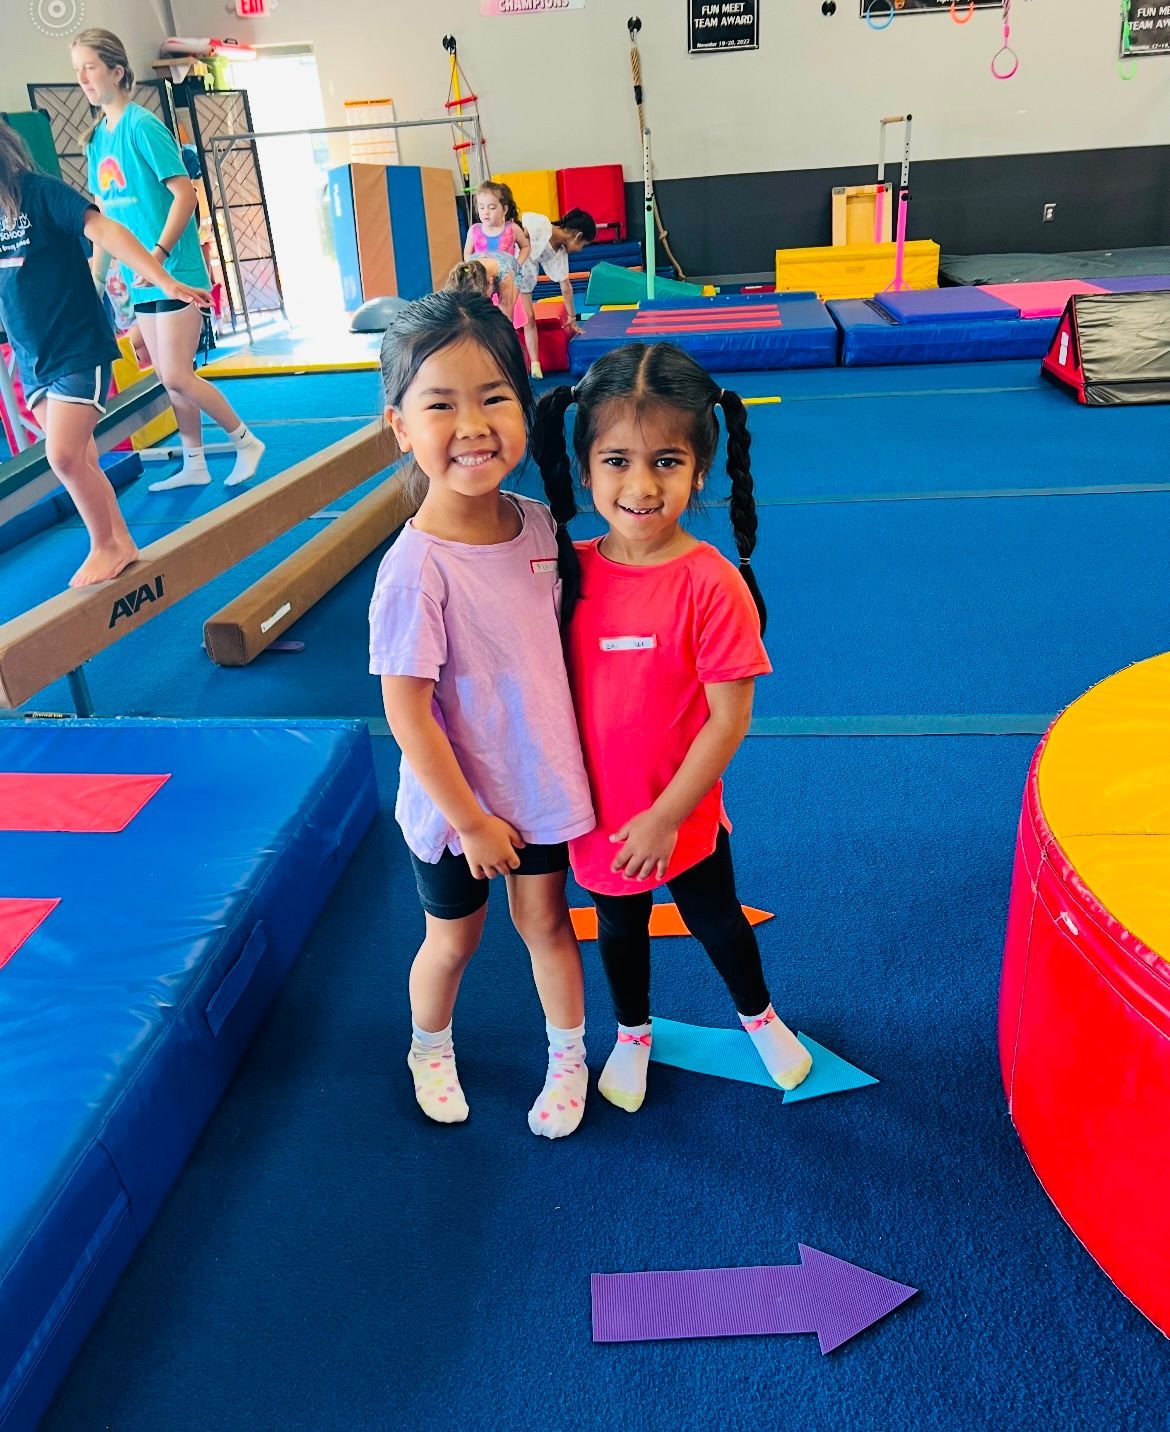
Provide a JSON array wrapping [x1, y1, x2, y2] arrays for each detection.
[[570, 293, 838, 376], [0, 720, 378, 1431], [829, 284, 1070, 366]]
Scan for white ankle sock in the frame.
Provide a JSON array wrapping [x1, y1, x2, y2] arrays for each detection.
[[740, 1005, 812, 1091], [528, 1020, 587, 1138], [225, 425, 265, 487], [598, 1020, 652, 1113], [148, 448, 210, 492], [408, 1020, 469, 1124]]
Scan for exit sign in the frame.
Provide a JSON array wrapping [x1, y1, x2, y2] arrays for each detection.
[[235, 0, 270, 16]]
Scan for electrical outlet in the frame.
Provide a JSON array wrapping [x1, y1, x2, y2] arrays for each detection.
[[1043, 203, 1057, 222]]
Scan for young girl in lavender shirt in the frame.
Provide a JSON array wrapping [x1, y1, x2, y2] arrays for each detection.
[[369, 290, 595, 1138]]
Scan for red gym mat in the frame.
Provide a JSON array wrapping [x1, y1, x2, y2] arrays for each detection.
[[0, 772, 170, 832]]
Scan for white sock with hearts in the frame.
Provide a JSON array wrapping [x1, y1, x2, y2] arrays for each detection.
[[527, 1020, 587, 1138], [408, 1020, 468, 1124]]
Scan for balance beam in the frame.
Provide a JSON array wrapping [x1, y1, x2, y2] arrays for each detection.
[[0, 419, 397, 711], [204, 475, 417, 666], [0, 377, 170, 526]]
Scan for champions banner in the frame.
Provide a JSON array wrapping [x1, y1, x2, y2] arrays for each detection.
[[481, 0, 585, 13]]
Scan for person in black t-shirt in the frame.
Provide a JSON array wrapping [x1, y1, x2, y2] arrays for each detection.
[[0, 121, 209, 587]]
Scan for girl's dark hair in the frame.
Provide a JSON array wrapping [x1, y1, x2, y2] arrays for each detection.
[[475, 179, 519, 224], [531, 342, 765, 633], [555, 208, 597, 243], [379, 289, 534, 503], [0, 122, 33, 227]]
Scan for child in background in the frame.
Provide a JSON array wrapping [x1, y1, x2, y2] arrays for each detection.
[[531, 342, 813, 1112], [0, 120, 208, 586], [464, 182, 540, 376], [445, 255, 519, 323], [516, 208, 596, 372], [369, 290, 595, 1138]]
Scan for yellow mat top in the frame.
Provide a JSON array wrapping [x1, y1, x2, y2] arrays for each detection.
[[1038, 652, 1170, 961]]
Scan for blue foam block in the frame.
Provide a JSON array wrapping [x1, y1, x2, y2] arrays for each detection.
[[0, 719, 377, 1432], [874, 287, 1020, 325], [570, 299, 839, 376], [829, 300, 1058, 366]]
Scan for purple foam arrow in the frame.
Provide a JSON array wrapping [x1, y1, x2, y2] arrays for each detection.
[[591, 1245, 917, 1354]]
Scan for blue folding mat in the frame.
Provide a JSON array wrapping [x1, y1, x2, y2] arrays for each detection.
[[570, 292, 838, 375], [0, 719, 378, 1432], [874, 287, 1020, 325], [828, 299, 1059, 366]]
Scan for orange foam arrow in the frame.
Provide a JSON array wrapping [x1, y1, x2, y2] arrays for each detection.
[[570, 903, 772, 941]]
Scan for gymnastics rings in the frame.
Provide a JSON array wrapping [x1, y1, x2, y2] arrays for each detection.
[[864, 0, 894, 31], [991, 45, 1020, 79], [1118, 55, 1138, 79], [950, 0, 975, 23], [991, 0, 1018, 80]]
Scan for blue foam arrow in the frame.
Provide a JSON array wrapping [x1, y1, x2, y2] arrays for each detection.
[[648, 1019, 877, 1102]]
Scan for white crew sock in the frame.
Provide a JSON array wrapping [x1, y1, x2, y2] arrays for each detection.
[[598, 1020, 653, 1113], [740, 1005, 812, 1091], [528, 1020, 587, 1138], [225, 422, 265, 487], [148, 446, 210, 492], [408, 1020, 469, 1124]]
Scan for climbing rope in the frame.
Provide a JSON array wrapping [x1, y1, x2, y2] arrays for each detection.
[[628, 17, 685, 280]]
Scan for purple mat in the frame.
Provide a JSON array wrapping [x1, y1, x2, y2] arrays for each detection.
[[873, 287, 1020, 325], [591, 1245, 917, 1353], [1094, 275, 1170, 293]]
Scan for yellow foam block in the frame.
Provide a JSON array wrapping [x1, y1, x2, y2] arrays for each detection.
[[775, 239, 940, 301], [1037, 651, 1170, 963], [112, 336, 176, 450], [491, 169, 558, 218]]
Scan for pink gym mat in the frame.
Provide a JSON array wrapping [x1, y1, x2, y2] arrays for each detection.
[[979, 280, 1105, 320]]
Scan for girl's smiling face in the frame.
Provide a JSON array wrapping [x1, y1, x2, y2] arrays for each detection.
[[387, 336, 526, 500], [585, 401, 702, 562]]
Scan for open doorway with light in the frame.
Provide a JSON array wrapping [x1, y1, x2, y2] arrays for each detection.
[[224, 45, 346, 331]]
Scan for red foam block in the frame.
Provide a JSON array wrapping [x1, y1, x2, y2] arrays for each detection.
[[0, 772, 171, 832]]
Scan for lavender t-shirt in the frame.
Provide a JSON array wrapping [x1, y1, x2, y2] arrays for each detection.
[[369, 494, 595, 863]]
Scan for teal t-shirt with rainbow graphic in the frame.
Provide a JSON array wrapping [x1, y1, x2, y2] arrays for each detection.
[[87, 103, 208, 303]]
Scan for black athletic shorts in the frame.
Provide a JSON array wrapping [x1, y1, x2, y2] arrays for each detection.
[[133, 298, 192, 315], [409, 841, 569, 920]]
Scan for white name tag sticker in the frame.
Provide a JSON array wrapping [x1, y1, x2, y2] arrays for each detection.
[[530, 558, 558, 574], [600, 635, 657, 652]]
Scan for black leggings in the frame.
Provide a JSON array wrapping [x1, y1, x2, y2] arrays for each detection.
[[588, 829, 771, 1028]]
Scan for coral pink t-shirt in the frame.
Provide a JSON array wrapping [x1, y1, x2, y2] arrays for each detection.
[[567, 538, 771, 897]]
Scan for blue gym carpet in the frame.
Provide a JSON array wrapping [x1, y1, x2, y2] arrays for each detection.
[[14, 359, 1168, 1428]]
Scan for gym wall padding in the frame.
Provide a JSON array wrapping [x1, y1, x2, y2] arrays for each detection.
[[328, 165, 461, 306]]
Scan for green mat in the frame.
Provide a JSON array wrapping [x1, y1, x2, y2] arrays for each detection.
[[1, 110, 60, 179], [584, 261, 706, 306]]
